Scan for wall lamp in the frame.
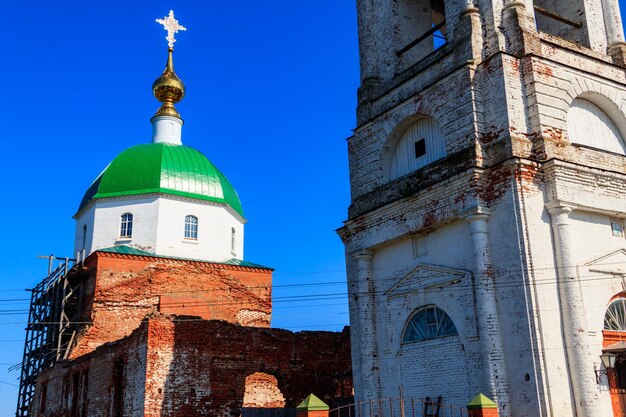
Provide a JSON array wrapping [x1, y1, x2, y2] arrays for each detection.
[[595, 352, 617, 384]]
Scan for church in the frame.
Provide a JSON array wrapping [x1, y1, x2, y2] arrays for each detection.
[[16, 11, 352, 417], [340, 0, 626, 416]]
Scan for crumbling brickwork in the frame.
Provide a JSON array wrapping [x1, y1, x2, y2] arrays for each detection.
[[32, 316, 352, 417], [30, 322, 148, 417], [243, 372, 286, 408], [70, 251, 272, 358]]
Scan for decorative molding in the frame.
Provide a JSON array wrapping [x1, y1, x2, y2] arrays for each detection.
[[461, 205, 491, 221], [75, 192, 247, 223], [385, 263, 471, 298], [545, 199, 578, 217], [583, 248, 626, 276]]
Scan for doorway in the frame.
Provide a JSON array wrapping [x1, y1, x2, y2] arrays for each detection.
[[608, 352, 626, 417]]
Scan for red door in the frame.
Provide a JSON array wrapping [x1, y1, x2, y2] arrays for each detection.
[[610, 360, 626, 417]]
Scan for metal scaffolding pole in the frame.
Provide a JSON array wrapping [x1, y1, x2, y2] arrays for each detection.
[[15, 256, 83, 417]]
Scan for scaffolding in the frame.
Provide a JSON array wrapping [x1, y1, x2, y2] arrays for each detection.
[[15, 256, 86, 417]]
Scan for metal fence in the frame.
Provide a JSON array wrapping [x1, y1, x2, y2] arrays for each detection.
[[329, 397, 468, 417]]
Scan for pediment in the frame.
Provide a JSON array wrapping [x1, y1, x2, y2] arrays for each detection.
[[385, 263, 471, 298], [584, 249, 626, 275]]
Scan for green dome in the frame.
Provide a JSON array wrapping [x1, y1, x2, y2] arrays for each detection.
[[79, 143, 243, 217]]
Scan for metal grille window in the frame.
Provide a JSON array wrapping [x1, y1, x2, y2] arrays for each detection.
[[184, 215, 198, 239], [231, 227, 236, 251], [403, 306, 457, 343], [605, 298, 626, 331], [119, 213, 133, 238]]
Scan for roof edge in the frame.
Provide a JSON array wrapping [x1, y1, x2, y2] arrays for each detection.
[[75, 192, 246, 223], [92, 246, 273, 271]]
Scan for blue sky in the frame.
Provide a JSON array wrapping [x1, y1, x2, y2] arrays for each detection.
[[4, 1, 626, 415], [1, 1, 357, 413]]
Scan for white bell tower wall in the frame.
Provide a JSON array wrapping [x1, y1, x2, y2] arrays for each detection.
[[343, 1, 626, 416]]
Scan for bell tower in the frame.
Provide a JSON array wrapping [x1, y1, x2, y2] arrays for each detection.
[[340, 1, 626, 416]]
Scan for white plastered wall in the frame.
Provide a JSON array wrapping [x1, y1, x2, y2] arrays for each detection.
[[74, 194, 244, 262], [154, 196, 244, 261], [519, 175, 626, 417], [368, 221, 477, 405]]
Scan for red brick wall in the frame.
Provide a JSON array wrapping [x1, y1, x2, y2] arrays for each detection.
[[147, 316, 352, 417], [70, 252, 272, 358], [34, 315, 352, 417], [32, 324, 149, 417]]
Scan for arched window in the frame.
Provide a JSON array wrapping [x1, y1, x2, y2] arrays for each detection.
[[120, 213, 133, 238], [403, 306, 457, 343], [567, 98, 626, 155], [231, 227, 236, 251], [390, 117, 446, 180], [395, 0, 447, 70], [533, 0, 589, 46], [184, 215, 198, 239], [605, 298, 626, 331]]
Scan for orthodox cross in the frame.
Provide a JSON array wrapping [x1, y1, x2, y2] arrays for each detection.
[[156, 10, 187, 49]]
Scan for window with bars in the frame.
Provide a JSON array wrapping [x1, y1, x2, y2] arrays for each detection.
[[403, 306, 457, 343], [605, 298, 626, 331], [184, 215, 198, 240], [231, 227, 236, 251], [395, 0, 447, 70], [119, 213, 133, 238], [533, 0, 588, 46]]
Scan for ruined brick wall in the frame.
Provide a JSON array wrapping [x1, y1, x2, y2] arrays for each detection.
[[70, 251, 272, 358], [243, 373, 287, 408], [32, 323, 148, 417], [32, 316, 352, 417], [146, 316, 352, 417]]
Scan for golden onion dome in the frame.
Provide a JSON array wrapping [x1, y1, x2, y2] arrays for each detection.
[[152, 48, 185, 118]]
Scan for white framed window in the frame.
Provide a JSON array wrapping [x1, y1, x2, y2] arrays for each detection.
[[611, 219, 624, 238], [120, 213, 133, 238], [184, 215, 198, 240], [402, 306, 457, 343]]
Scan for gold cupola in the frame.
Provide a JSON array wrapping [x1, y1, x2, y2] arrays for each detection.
[[152, 47, 185, 119]]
